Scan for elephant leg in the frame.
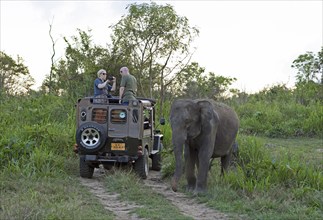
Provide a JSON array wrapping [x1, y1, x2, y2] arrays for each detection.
[[185, 147, 197, 191], [171, 139, 186, 192], [195, 148, 211, 193], [221, 150, 232, 175]]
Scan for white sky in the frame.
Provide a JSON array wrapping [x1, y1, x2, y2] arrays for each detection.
[[1, 0, 322, 93]]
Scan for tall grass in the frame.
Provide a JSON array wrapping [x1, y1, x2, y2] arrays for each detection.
[[0, 93, 76, 176], [0, 93, 114, 219], [223, 136, 322, 192], [234, 100, 322, 137]]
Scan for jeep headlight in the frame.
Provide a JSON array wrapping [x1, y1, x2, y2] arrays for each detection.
[[81, 110, 87, 121]]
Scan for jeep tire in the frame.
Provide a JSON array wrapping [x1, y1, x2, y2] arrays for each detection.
[[79, 155, 94, 178], [151, 153, 161, 171], [76, 122, 107, 153], [134, 148, 149, 179], [103, 164, 113, 170]]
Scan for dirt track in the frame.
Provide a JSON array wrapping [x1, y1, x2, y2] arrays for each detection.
[[80, 168, 142, 220], [80, 167, 228, 220]]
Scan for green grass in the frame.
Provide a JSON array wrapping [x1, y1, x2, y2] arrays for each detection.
[[262, 137, 323, 164], [200, 175, 322, 220], [0, 167, 114, 219], [235, 100, 323, 137]]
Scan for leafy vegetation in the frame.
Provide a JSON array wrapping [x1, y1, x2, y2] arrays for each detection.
[[0, 51, 34, 95]]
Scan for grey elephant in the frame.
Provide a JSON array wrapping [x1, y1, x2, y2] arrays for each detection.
[[170, 99, 239, 193]]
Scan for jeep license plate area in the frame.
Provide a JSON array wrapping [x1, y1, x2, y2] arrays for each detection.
[[111, 143, 125, 151]]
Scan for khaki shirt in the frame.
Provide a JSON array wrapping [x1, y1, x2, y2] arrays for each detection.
[[120, 74, 137, 102]]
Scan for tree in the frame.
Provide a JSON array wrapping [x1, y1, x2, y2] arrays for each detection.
[[110, 2, 199, 115], [174, 62, 237, 101], [253, 83, 292, 103], [291, 48, 323, 105], [0, 51, 34, 96], [291, 47, 323, 84], [43, 29, 111, 99], [174, 62, 205, 98], [48, 18, 57, 93]]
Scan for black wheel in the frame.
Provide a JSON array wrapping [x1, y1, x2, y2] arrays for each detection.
[[76, 122, 107, 153], [79, 155, 94, 178], [151, 153, 161, 171], [134, 148, 149, 179]]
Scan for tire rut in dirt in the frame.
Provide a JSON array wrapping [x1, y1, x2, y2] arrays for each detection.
[[79, 169, 143, 220], [145, 171, 228, 220]]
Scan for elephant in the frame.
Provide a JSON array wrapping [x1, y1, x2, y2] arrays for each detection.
[[170, 99, 239, 193]]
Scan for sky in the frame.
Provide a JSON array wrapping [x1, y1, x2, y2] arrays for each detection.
[[1, 0, 322, 93]]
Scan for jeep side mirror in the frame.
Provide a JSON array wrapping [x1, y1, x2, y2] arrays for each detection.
[[159, 118, 165, 125]]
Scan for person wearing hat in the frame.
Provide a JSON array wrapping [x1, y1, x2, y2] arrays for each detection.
[[119, 66, 137, 104], [94, 69, 116, 102]]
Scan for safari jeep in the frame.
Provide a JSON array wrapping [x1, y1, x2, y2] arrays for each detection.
[[74, 97, 164, 179]]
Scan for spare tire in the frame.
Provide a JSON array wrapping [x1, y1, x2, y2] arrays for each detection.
[[76, 122, 107, 153]]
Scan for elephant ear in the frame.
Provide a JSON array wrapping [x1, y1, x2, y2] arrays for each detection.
[[197, 100, 217, 131], [197, 100, 213, 119]]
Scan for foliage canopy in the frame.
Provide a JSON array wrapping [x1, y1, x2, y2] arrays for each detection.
[[0, 51, 34, 96]]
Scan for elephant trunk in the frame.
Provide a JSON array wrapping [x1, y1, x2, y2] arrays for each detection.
[[171, 134, 185, 192]]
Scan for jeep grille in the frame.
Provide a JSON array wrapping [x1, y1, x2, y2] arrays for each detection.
[[92, 108, 107, 123]]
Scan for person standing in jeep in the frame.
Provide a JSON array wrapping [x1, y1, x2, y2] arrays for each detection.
[[94, 69, 116, 98], [119, 67, 137, 104]]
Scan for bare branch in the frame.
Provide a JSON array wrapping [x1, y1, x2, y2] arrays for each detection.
[[49, 17, 56, 93]]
